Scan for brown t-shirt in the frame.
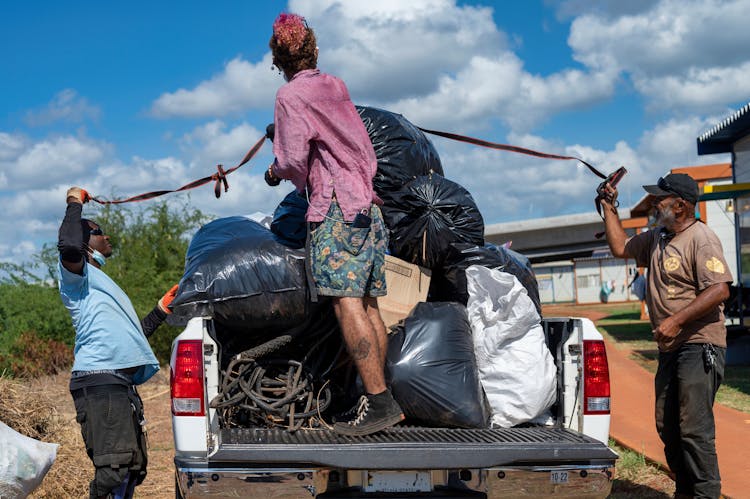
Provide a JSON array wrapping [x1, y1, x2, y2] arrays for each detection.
[[625, 221, 731, 351]]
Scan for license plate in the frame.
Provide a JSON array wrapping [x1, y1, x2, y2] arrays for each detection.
[[364, 471, 432, 492], [550, 470, 569, 484]]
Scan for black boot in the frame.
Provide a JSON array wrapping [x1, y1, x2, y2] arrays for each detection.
[[333, 389, 404, 436]]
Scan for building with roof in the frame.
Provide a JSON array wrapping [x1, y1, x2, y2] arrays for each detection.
[[696, 101, 750, 326], [485, 163, 736, 305]]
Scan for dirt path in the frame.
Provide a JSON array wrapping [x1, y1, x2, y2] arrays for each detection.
[[542, 303, 610, 322]]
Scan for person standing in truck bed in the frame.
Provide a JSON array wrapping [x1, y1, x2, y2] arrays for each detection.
[[263, 12, 404, 437]]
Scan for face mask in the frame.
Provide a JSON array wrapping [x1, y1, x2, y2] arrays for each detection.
[[89, 248, 107, 267]]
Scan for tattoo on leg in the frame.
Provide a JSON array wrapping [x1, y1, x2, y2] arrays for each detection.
[[349, 338, 371, 361]]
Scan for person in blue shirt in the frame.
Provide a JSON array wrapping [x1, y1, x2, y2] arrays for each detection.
[[58, 186, 176, 499]]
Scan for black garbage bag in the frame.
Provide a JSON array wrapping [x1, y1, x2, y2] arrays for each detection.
[[271, 189, 309, 249], [214, 298, 342, 370], [356, 106, 443, 204], [385, 174, 484, 269], [429, 243, 542, 315], [386, 302, 491, 429], [170, 216, 311, 335]]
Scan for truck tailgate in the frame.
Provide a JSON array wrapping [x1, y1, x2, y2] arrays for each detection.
[[213, 426, 617, 468]]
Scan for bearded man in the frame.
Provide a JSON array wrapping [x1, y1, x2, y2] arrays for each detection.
[[600, 172, 730, 499]]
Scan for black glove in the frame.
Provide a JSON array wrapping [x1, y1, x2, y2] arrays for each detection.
[[265, 166, 281, 187], [265, 123, 275, 142]]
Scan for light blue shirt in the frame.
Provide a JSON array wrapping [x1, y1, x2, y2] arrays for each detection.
[[58, 259, 159, 385]]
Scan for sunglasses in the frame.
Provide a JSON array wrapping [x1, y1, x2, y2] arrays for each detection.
[[89, 228, 104, 236], [657, 177, 673, 192]]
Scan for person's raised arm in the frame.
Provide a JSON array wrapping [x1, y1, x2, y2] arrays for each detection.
[[600, 183, 631, 258], [57, 187, 89, 275]]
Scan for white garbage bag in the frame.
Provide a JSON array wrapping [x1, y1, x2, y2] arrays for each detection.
[[0, 421, 58, 498], [466, 265, 557, 428]]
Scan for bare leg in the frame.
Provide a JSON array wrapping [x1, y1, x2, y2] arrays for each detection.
[[333, 296, 386, 394], [364, 297, 387, 368]]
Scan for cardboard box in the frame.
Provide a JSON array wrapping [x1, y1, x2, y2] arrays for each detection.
[[377, 255, 432, 329]]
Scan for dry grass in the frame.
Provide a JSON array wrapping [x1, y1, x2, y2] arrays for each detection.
[[0, 370, 174, 498], [608, 440, 674, 498], [0, 372, 87, 498]]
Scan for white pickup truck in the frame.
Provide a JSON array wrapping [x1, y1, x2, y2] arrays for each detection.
[[170, 314, 617, 499]]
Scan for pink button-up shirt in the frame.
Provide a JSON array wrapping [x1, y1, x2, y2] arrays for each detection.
[[271, 69, 381, 222]]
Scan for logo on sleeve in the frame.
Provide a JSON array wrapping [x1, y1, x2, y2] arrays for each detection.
[[705, 257, 726, 274]]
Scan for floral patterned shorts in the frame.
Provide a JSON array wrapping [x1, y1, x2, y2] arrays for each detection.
[[309, 201, 388, 298]]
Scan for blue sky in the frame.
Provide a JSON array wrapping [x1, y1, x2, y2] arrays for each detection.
[[1, 0, 748, 267]]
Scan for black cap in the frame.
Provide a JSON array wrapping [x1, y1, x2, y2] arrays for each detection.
[[643, 173, 699, 205]]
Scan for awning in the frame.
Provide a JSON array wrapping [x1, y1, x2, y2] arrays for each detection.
[[700, 182, 750, 201], [697, 102, 750, 155]]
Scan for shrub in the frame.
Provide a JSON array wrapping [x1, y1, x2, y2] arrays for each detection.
[[0, 331, 73, 378]]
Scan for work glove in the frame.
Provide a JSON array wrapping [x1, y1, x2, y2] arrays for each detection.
[[158, 284, 179, 314], [66, 186, 90, 204], [265, 123, 275, 142], [265, 165, 282, 187]]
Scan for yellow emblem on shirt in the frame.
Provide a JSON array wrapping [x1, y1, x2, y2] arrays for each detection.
[[705, 257, 726, 274], [663, 256, 680, 272]]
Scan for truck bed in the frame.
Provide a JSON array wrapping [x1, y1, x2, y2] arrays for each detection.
[[211, 426, 617, 468]]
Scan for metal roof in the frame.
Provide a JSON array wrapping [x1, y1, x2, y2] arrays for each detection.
[[697, 102, 750, 155]]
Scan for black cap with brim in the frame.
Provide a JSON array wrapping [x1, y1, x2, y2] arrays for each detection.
[[643, 184, 671, 197], [642, 173, 699, 205]]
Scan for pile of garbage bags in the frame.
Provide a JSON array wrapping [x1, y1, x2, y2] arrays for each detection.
[[171, 106, 554, 430]]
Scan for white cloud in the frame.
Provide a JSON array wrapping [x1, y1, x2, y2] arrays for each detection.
[[0, 133, 108, 191], [23, 89, 100, 126], [637, 113, 732, 169], [294, 0, 505, 102], [150, 1, 506, 117], [431, 111, 730, 224], [150, 0, 623, 133], [387, 55, 616, 131], [568, 0, 750, 111], [426, 130, 633, 223], [0, 132, 29, 161], [151, 55, 281, 118], [179, 120, 269, 171], [634, 63, 750, 112]]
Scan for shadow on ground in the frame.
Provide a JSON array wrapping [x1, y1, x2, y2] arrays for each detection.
[[609, 480, 672, 498], [597, 310, 643, 323]]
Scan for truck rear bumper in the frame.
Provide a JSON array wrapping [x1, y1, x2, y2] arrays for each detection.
[[175, 462, 614, 499]]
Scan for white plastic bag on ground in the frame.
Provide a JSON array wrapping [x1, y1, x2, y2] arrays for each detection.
[[466, 265, 557, 428], [0, 421, 58, 498]]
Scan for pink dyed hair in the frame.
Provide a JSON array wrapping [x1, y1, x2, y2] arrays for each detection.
[[272, 13, 309, 54]]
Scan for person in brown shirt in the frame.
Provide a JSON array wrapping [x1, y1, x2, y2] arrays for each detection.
[[600, 172, 730, 499]]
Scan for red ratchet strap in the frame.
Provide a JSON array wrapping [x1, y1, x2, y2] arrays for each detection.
[[417, 127, 608, 179], [88, 136, 266, 205]]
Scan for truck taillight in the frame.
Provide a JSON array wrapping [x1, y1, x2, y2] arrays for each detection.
[[583, 340, 610, 415], [171, 339, 205, 416]]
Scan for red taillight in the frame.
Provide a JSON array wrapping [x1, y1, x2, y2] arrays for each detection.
[[171, 340, 205, 416], [583, 340, 610, 415]]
